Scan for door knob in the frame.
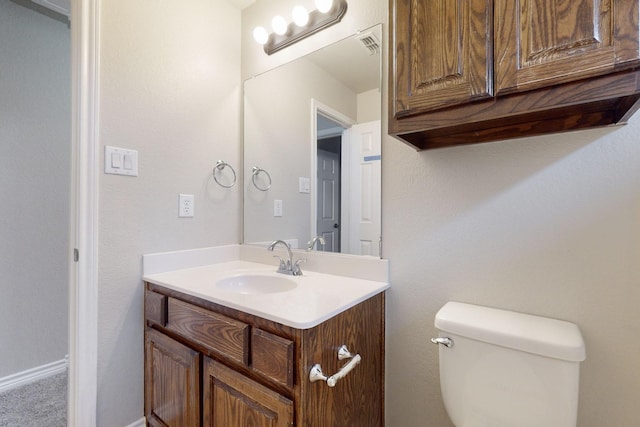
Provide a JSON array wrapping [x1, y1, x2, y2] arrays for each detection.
[[333, 223, 339, 228]]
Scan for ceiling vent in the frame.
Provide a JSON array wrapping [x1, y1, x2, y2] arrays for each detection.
[[356, 32, 380, 55]]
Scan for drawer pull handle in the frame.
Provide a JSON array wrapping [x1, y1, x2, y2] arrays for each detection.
[[309, 345, 361, 387]]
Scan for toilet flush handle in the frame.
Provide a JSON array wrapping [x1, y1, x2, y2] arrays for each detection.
[[430, 337, 454, 348]]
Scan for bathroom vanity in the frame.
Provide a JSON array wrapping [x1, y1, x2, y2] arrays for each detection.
[[142, 248, 388, 427]]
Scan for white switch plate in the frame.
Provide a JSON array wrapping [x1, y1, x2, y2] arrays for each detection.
[[105, 146, 138, 176], [179, 194, 194, 218], [274, 199, 283, 217], [299, 177, 310, 193]]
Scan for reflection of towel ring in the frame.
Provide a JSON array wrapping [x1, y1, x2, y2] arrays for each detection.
[[213, 160, 237, 188], [252, 166, 272, 191]]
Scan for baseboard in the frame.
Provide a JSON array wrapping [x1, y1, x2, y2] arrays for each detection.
[[0, 356, 69, 394], [124, 417, 146, 427]]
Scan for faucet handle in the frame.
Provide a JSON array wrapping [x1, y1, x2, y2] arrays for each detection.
[[292, 258, 306, 276], [272, 255, 287, 271]]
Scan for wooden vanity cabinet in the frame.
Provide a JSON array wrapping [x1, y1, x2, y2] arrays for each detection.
[[389, 0, 640, 150], [144, 284, 385, 427]]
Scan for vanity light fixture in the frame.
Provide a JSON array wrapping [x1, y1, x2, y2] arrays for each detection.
[[253, 0, 348, 55]]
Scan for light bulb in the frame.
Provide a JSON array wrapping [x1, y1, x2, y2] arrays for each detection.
[[253, 26, 269, 45], [315, 0, 333, 13], [292, 5, 309, 27], [271, 15, 287, 35]]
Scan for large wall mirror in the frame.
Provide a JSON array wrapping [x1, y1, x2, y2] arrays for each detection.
[[244, 24, 382, 257]]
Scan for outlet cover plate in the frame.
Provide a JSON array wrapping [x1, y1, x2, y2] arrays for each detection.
[[179, 194, 194, 218]]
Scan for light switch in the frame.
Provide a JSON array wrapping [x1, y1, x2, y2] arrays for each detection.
[[123, 154, 133, 170], [111, 152, 122, 169], [105, 146, 138, 176]]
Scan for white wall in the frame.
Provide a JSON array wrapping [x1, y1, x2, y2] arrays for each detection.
[[0, 0, 69, 378], [97, 0, 241, 425], [243, 1, 640, 426]]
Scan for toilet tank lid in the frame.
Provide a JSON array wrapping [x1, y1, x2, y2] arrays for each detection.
[[434, 302, 586, 362]]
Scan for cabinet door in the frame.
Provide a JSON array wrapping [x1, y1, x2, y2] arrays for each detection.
[[203, 358, 293, 427], [391, 0, 493, 117], [145, 329, 201, 427], [495, 0, 640, 95]]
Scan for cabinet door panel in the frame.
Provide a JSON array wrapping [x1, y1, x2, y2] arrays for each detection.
[[203, 358, 293, 427], [391, 0, 493, 116], [495, 0, 640, 94], [145, 329, 200, 427]]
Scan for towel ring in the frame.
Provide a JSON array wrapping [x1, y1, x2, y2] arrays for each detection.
[[251, 166, 272, 191], [213, 160, 237, 188]]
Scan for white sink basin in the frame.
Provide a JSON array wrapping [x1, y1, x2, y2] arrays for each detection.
[[216, 273, 297, 294]]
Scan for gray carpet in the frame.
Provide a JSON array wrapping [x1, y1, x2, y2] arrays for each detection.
[[0, 372, 66, 427]]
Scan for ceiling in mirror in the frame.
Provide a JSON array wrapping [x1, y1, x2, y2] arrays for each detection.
[[243, 24, 382, 257]]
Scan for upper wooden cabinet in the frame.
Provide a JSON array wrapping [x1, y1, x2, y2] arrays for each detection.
[[393, 0, 493, 116], [495, 0, 640, 95], [390, 0, 640, 150]]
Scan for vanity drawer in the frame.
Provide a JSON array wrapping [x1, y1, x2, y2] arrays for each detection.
[[144, 290, 167, 327], [251, 328, 294, 388], [167, 297, 250, 365]]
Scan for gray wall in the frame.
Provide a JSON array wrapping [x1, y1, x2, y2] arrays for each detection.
[[97, 0, 242, 425], [244, 1, 640, 426], [0, 0, 69, 378]]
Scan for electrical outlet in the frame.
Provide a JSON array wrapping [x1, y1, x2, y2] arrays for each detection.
[[299, 177, 310, 193], [179, 194, 194, 218], [274, 199, 283, 217]]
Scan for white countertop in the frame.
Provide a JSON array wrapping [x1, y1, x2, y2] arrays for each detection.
[[143, 260, 389, 329]]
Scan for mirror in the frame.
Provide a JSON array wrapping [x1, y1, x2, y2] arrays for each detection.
[[244, 24, 382, 256]]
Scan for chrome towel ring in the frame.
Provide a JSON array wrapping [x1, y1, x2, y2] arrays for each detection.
[[213, 160, 237, 188], [251, 166, 272, 191]]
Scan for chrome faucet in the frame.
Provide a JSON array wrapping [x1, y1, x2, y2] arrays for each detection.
[[267, 240, 305, 276], [307, 236, 326, 251]]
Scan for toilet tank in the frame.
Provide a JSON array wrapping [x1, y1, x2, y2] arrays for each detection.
[[433, 302, 586, 427]]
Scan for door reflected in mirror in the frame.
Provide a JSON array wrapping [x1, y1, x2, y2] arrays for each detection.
[[244, 24, 382, 257]]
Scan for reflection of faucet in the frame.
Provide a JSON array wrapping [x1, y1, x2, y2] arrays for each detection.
[[307, 236, 326, 251], [268, 240, 305, 276]]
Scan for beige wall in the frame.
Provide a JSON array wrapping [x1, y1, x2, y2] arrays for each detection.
[[244, 1, 640, 426], [0, 0, 69, 378], [97, 0, 241, 425], [384, 120, 640, 426], [244, 56, 358, 247]]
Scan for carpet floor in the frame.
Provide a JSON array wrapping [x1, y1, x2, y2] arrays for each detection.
[[0, 372, 66, 427]]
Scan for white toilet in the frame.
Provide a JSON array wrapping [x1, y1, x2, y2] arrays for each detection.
[[431, 302, 586, 427]]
